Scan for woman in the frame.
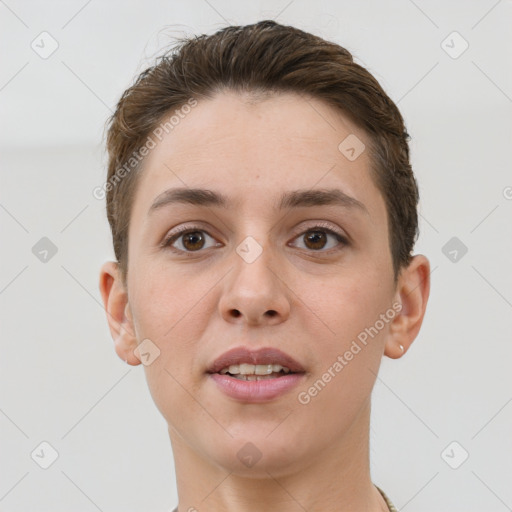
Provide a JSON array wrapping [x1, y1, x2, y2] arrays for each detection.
[[99, 20, 430, 512]]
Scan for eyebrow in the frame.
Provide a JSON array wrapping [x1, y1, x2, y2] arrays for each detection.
[[148, 187, 369, 215]]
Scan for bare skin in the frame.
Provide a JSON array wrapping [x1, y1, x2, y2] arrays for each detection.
[[99, 91, 430, 512]]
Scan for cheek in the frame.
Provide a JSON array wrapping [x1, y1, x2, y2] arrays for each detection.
[[303, 270, 393, 412], [129, 265, 215, 340], [295, 286, 388, 426], [128, 274, 209, 408], [313, 267, 392, 341]]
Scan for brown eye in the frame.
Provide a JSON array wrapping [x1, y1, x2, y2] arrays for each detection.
[[164, 228, 220, 253], [290, 226, 347, 252], [181, 231, 205, 251], [304, 230, 328, 250]]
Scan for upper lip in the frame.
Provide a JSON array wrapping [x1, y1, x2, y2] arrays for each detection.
[[207, 346, 305, 374]]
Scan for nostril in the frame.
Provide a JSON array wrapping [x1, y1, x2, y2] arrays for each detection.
[[265, 310, 277, 317]]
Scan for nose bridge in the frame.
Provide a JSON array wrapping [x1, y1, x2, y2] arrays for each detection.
[[219, 233, 290, 325], [234, 234, 275, 289]]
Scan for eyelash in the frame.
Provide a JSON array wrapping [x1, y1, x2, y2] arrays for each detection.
[[161, 222, 349, 256]]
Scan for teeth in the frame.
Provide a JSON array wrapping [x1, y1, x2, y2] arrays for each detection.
[[231, 374, 284, 381], [219, 363, 291, 375]]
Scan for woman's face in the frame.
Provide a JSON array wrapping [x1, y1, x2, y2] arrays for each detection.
[[116, 91, 404, 475]]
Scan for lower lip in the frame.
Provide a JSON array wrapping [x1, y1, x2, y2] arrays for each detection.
[[209, 373, 305, 402]]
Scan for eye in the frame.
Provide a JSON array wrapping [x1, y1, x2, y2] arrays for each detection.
[[289, 224, 348, 252], [162, 226, 221, 254], [161, 222, 348, 255]]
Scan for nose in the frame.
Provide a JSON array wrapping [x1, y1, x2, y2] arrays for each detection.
[[218, 240, 291, 327]]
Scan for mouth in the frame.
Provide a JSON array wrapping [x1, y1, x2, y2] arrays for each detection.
[[207, 346, 306, 374], [218, 363, 293, 381], [207, 346, 306, 402]]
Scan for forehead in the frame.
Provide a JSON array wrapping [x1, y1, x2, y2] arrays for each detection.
[[131, 90, 384, 220]]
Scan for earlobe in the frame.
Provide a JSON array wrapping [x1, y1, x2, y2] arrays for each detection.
[[98, 261, 141, 366], [384, 254, 431, 359]]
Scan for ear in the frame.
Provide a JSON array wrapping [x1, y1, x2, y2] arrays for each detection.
[[384, 254, 431, 359], [98, 261, 141, 366]]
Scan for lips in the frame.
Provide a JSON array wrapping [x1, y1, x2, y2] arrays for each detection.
[[207, 346, 306, 375], [207, 346, 306, 402]]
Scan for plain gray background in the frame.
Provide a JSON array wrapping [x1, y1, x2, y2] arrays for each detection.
[[1, 1, 511, 511]]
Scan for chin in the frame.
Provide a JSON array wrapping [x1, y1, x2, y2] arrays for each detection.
[[202, 432, 310, 478]]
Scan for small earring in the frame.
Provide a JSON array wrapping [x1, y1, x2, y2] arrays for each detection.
[[399, 344, 404, 352]]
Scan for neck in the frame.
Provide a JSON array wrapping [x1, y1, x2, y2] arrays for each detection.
[[169, 398, 389, 512]]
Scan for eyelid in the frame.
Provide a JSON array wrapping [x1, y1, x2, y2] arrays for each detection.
[[288, 221, 349, 252], [160, 222, 219, 249], [291, 220, 347, 239]]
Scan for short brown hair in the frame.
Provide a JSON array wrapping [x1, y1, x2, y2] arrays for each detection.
[[104, 20, 419, 286]]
